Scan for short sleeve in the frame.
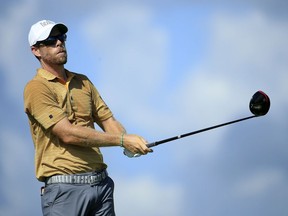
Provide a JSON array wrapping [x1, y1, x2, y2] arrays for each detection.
[[24, 80, 66, 129]]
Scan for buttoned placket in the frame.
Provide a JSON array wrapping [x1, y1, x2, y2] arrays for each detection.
[[65, 74, 77, 116]]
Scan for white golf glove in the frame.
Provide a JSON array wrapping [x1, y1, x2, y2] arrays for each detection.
[[123, 149, 141, 158]]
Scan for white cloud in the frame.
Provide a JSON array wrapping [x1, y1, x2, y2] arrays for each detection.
[[114, 176, 185, 216], [233, 168, 286, 197], [81, 4, 169, 128], [171, 10, 288, 165], [83, 4, 168, 88], [0, 128, 39, 215], [0, 0, 39, 100], [195, 10, 288, 106]]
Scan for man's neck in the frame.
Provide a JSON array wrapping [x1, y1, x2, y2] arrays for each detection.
[[41, 63, 67, 82]]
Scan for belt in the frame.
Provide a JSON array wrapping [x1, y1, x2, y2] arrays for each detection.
[[45, 170, 108, 186]]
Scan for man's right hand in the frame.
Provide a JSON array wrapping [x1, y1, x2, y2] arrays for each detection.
[[121, 134, 153, 156]]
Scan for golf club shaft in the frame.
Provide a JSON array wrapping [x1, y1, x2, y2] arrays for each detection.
[[146, 115, 257, 148]]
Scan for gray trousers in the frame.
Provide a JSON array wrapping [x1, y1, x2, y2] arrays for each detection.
[[41, 176, 115, 216]]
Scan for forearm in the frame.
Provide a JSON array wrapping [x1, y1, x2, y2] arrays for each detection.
[[69, 125, 122, 147], [52, 117, 122, 148], [52, 117, 152, 155], [101, 116, 127, 135]]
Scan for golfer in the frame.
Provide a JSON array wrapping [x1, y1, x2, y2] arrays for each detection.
[[24, 20, 152, 216]]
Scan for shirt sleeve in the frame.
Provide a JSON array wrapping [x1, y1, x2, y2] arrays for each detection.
[[24, 79, 66, 129], [87, 79, 113, 124]]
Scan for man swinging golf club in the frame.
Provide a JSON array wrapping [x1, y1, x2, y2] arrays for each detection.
[[24, 20, 152, 216]]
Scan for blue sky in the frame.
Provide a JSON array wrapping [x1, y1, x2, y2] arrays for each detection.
[[1, 0, 288, 215]]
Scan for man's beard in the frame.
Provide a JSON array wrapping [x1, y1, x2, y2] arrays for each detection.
[[45, 53, 68, 65]]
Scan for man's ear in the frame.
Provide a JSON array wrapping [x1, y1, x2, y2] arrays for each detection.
[[31, 46, 41, 59]]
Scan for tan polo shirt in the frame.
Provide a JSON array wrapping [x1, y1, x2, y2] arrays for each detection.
[[24, 68, 113, 182]]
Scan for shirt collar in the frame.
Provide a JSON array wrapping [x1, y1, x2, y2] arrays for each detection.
[[36, 68, 75, 81]]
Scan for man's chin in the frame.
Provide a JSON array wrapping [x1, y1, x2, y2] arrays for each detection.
[[57, 57, 67, 65]]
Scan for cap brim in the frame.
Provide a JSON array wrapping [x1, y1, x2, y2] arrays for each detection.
[[51, 23, 68, 35]]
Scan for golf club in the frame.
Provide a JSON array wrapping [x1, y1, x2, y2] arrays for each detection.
[[124, 90, 270, 157]]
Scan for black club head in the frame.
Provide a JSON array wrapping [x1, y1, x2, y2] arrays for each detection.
[[249, 91, 270, 116]]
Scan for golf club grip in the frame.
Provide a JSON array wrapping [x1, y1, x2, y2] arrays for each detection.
[[146, 115, 256, 148], [146, 142, 157, 148]]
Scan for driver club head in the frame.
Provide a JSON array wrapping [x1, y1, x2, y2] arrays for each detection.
[[249, 90, 270, 116]]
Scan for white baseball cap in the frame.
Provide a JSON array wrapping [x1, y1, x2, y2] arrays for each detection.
[[28, 20, 68, 46]]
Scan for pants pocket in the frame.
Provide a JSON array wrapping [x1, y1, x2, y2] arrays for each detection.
[[41, 184, 61, 215]]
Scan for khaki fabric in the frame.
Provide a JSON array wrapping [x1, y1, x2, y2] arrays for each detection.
[[24, 69, 113, 181]]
